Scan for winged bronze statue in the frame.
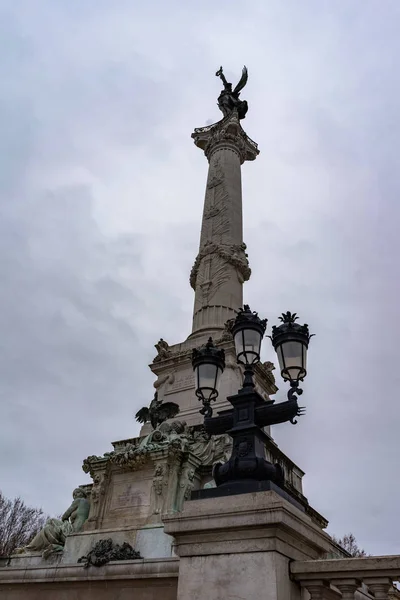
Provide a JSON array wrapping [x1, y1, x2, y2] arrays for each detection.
[[215, 65, 248, 119], [135, 392, 180, 430]]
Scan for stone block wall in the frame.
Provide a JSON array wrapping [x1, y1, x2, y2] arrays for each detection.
[[0, 558, 178, 600]]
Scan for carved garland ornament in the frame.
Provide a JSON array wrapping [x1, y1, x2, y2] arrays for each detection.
[[82, 426, 231, 477], [190, 241, 251, 290], [78, 538, 142, 568]]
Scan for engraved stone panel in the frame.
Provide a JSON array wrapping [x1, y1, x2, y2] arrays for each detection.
[[165, 372, 195, 395], [102, 469, 153, 529], [110, 483, 147, 511]]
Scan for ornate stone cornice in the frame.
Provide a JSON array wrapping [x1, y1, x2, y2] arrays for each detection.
[[192, 110, 259, 164], [151, 331, 236, 368], [82, 454, 113, 478], [82, 424, 231, 476]]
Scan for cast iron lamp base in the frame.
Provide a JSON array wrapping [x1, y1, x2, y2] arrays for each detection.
[[191, 479, 305, 512]]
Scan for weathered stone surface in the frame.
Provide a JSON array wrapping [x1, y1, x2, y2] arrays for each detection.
[[164, 490, 333, 561], [136, 526, 175, 559], [2, 552, 62, 569], [62, 528, 138, 564], [164, 490, 332, 600], [82, 425, 224, 533], [292, 557, 400, 599], [175, 552, 298, 600], [291, 555, 400, 579], [0, 557, 179, 600], [102, 468, 153, 529], [82, 422, 240, 533]]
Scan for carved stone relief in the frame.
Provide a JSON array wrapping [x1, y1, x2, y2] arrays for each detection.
[[176, 463, 196, 509], [81, 423, 233, 526], [78, 538, 142, 568], [202, 117, 258, 164], [153, 339, 171, 363], [189, 151, 251, 306], [150, 462, 168, 516], [91, 473, 106, 505], [153, 371, 175, 400], [187, 429, 231, 467], [190, 241, 251, 292], [165, 372, 194, 394], [110, 444, 149, 471], [192, 110, 259, 164], [87, 472, 107, 526], [203, 157, 230, 244], [198, 254, 231, 304], [204, 122, 248, 164]]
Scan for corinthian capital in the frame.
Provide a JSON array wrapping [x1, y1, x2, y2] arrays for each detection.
[[192, 110, 259, 164]]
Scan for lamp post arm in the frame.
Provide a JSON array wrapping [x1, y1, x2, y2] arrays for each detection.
[[204, 413, 233, 436], [254, 397, 304, 428], [204, 396, 305, 436]]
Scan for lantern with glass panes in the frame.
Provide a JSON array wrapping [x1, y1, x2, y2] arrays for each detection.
[[230, 305, 267, 389], [192, 338, 225, 418], [269, 311, 313, 400], [190, 306, 311, 496]]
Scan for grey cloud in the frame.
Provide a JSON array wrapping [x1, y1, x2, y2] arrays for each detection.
[[0, 0, 399, 553]]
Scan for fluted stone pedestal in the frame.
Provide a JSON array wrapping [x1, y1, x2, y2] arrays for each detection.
[[163, 490, 334, 600]]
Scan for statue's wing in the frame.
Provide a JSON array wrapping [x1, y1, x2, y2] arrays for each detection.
[[233, 66, 248, 95], [158, 402, 180, 421], [135, 407, 150, 424]]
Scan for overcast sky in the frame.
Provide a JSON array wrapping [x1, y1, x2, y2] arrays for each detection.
[[1, 0, 399, 556]]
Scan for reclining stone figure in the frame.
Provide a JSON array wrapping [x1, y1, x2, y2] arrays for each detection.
[[15, 487, 89, 558]]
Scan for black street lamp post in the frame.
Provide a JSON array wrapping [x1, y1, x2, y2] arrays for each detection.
[[191, 305, 312, 500]]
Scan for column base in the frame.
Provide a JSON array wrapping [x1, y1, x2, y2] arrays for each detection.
[[163, 490, 334, 600]]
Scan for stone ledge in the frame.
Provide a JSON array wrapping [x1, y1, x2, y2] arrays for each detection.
[[1, 552, 62, 569], [163, 490, 334, 561], [165, 490, 324, 534], [291, 555, 400, 580], [0, 557, 179, 584]]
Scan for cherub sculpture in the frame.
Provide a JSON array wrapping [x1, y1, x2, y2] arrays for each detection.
[[215, 66, 249, 119], [135, 392, 180, 430]]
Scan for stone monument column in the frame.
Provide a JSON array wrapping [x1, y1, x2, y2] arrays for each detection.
[[145, 68, 277, 429], [190, 109, 259, 338]]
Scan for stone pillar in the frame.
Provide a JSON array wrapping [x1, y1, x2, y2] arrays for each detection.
[[304, 582, 341, 599], [364, 578, 393, 599], [190, 111, 259, 337], [163, 490, 333, 600], [330, 578, 360, 599]]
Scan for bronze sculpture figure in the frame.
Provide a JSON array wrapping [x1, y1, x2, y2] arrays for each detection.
[[216, 65, 248, 119], [135, 392, 180, 430]]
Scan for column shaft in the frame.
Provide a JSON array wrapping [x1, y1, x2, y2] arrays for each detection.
[[190, 111, 258, 336]]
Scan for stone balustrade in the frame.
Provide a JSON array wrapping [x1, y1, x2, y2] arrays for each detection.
[[291, 556, 400, 599]]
